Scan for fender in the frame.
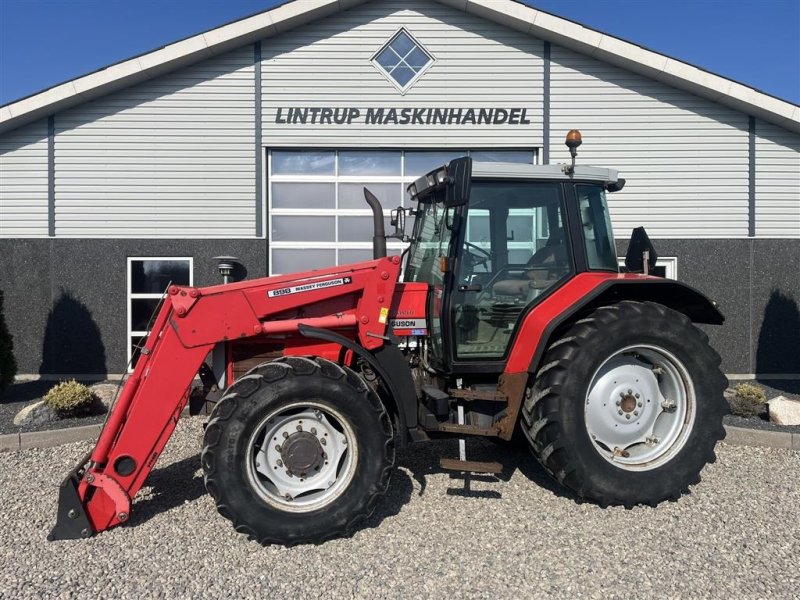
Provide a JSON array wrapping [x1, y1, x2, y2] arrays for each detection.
[[503, 273, 725, 375], [297, 324, 418, 441]]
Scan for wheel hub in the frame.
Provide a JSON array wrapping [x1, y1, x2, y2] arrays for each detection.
[[280, 431, 323, 475], [620, 393, 637, 413]]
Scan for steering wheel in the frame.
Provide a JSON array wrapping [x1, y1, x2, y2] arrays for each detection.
[[464, 241, 492, 270]]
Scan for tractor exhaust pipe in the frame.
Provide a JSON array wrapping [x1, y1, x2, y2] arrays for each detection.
[[363, 187, 387, 259]]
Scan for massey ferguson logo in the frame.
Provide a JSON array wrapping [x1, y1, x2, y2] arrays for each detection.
[[267, 277, 352, 298]]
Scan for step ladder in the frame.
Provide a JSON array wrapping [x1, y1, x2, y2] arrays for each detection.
[[436, 382, 502, 475]]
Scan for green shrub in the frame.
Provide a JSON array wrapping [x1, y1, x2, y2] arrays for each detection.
[[728, 383, 767, 418], [0, 290, 17, 391], [43, 380, 100, 416]]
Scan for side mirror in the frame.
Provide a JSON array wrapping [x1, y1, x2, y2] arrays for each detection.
[[389, 206, 409, 242], [444, 156, 472, 207], [624, 227, 658, 275]]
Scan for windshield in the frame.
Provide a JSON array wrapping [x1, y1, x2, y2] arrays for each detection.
[[404, 193, 453, 285]]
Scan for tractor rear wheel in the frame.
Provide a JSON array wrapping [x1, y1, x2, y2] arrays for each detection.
[[521, 300, 727, 507], [201, 356, 394, 545]]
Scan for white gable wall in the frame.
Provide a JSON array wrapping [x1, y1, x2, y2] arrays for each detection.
[[260, 0, 545, 147], [754, 120, 800, 237], [53, 47, 256, 238], [549, 45, 751, 239], [0, 0, 797, 240], [0, 120, 49, 237]]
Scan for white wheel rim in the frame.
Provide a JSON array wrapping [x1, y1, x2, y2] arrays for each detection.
[[584, 344, 695, 471], [245, 401, 358, 512]]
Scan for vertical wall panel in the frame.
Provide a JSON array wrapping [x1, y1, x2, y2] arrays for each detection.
[[260, 0, 544, 147], [0, 120, 49, 237], [755, 119, 800, 238], [54, 47, 256, 238], [550, 45, 750, 239]]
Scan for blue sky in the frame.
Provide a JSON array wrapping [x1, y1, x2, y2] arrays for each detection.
[[1, 0, 798, 106]]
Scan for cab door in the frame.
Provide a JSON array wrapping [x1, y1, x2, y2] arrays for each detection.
[[447, 180, 573, 367]]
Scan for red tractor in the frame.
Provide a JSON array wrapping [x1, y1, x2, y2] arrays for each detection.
[[50, 132, 727, 545]]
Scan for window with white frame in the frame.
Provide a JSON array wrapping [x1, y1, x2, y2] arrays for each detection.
[[268, 149, 537, 275], [127, 258, 193, 369], [372, 28, 435, 92]]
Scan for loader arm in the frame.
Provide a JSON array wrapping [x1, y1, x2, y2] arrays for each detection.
[[49, 256, 402, 540]]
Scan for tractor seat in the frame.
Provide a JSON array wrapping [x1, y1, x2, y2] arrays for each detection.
[[492, 241, 567, 297]]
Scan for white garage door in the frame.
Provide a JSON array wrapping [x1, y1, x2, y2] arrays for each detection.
[[267, 149, 536, 275]]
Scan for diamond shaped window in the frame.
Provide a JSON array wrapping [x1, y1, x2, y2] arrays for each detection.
[[372, 29, 434, 91]]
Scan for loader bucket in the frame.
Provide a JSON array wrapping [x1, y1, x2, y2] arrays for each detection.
[[48, 453, 93, 541]]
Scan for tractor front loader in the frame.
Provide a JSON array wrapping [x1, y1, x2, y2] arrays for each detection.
[[50, 132, 728, 545]]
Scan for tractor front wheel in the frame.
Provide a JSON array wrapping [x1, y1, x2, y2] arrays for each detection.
[[522, 300, 727, 507], [201, 356, 394, 545]]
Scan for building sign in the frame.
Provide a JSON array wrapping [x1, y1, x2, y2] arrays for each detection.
[[275, 107, 532, 126]]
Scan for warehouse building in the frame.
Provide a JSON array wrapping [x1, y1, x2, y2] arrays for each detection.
[[0, 0, 798, 378]]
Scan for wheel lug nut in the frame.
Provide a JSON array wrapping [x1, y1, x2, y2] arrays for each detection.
[[618, 410, 623, 415], [320, 438, 327, 445], [635, 393, 640, 399], [634, 411, 639, 416], [311, 427, 317, 435], [296, 424, 303, 432], [625, 414, 631, 420], [616, 400, 621, 406], [627, 389, 632, 394], [282, 432, 289, 439], [276, 459, 282, 467], [274, 445, 282, 452], [637, 402, 642, 408], [619, 392, 625, 398]]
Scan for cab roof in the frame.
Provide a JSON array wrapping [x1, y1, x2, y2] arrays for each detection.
[[471, 162, 621, 185]]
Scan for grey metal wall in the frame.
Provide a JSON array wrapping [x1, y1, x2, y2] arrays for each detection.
[[550, 45, 752, 239], [260, 0, 545, 148], [0, 120, 49, 237], [0, 50, 257, 240], [754, 119, 800, 237]]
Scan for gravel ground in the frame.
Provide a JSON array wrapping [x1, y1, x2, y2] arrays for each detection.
[[0, 419, 798, 599]]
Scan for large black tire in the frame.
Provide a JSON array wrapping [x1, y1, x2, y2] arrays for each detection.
[[521, 300, 728, 507], [201, 356, 394, 545]]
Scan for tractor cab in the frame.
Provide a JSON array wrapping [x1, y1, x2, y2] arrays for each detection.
[[398, 153, 626, 373]]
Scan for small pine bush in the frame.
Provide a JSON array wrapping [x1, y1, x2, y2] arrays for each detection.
[[0, 290, 17, 391], [43, 380, 100, 416], [728, 383, 767, 418]]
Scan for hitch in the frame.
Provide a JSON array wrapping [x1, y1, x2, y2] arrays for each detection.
[[48, 453, 93, 541]]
